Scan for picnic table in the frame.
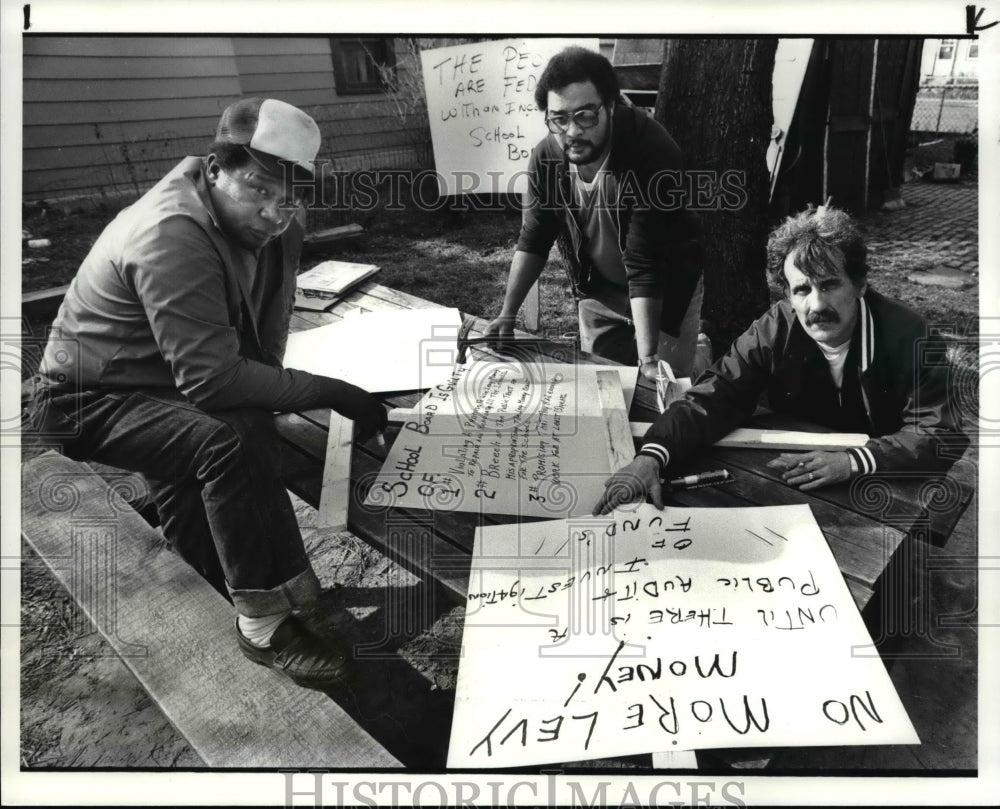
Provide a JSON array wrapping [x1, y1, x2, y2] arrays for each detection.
[[20, 278, 973, 771], [275, 279, 973, 769], [279, 280, 971, 608]]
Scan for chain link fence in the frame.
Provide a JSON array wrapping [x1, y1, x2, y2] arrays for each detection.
[[910, 78, 978, 136]]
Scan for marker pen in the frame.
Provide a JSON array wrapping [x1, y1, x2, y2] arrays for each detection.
[[667, 469, 732, 491]]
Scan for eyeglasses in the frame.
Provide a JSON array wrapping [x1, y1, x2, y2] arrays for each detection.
[[544, 106, 603, 133], [222, 169, 303, 219]]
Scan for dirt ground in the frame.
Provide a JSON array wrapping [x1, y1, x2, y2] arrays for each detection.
[[18, 170, 980, 769], [20, 548, 204, 768]]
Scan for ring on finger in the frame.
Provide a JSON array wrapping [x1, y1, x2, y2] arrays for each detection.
[[809, 472, 815, 481]]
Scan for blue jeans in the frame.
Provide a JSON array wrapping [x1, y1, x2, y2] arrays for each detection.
[[24, 384, 321, 617]]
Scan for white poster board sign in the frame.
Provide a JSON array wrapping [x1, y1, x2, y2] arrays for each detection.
[[421, 38, 601, 196], [283, 307, 463, 392], [364, 360, 637, 518], [447, 504, 918, 768]]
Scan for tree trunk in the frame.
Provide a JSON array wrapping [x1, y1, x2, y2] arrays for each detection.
[[654, 38, 777, 350]]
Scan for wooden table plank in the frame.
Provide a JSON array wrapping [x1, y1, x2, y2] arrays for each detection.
[[352, 280, 447, 311], [318, 412, 352, 530], [277, 412, 473, 600], [21, 451, 401, 769], [596, 369, 635, 473], [709, 444, 968, 546], [623, 391, 971, 546]]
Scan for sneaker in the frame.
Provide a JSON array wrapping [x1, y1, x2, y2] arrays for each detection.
[[236, 612, 353, 691]]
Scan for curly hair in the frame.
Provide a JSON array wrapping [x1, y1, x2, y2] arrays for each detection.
[[766, 205, 869, 292], [204, 141, 254, 172], [534, 46, 620, 111]]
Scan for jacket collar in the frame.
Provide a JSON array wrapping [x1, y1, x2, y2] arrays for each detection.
[[189, 158, 264, 348], [858, 293, 875, 374], [607, 103, 634, 175]]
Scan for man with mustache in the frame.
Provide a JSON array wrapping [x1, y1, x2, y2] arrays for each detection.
[[24, 98, 387, 690], [594, 204, 968, 515], [484, 46, 704, 380]]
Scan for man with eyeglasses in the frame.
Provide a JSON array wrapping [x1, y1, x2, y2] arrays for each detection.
[[484, 47, 704, 380], [25, 98, 387, 692]]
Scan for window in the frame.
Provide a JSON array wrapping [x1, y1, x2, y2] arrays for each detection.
[[968, 42, 979, 59], [938, 39, 955, 60], [331, 38, 395, 95]]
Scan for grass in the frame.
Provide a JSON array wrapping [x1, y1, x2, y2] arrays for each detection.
[[24, 176, 978, 341], [21, 206, 110, 293], [865, 238, 978, 334], [306, 192, 582, 339]]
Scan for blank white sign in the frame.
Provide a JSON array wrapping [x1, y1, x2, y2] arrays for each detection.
[[283, 307, 463, 393]]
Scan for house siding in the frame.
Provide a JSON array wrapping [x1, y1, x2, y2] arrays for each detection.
[[23, 36, 432, 204]]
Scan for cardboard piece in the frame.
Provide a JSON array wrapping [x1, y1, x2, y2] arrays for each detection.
[[713, 428, 870, 451], [768, 38, 814, 197], [447, 503, 918, 768], [365, 361, 638, 519], [294, 260, 380, 311], [283, 307, 463, 392], [297, 260, 379, 297], [627, 424, 871, 450]]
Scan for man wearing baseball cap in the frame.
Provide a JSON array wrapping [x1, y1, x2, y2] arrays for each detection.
[[25, 98, 386, 691]]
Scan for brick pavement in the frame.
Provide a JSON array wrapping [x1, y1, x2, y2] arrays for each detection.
[[859, 180, 979, 275]]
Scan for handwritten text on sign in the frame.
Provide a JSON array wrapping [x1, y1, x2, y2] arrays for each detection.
[[421, 38, 600, 196], [364, 361, 636, 519], [447, 504, 918, 767]]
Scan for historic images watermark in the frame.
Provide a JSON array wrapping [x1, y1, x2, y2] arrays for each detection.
[[281, 770, 748, 808], [289, 165, 749, 215]]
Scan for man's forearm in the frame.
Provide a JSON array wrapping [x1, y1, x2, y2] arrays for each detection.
[[499, 250, 547, 317], [630, 296, 662, 359]]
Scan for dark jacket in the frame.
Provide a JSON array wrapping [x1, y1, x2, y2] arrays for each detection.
[[641, 289, 968, 474], [515, 103, 703, 336], [39, 157, 325, 412]]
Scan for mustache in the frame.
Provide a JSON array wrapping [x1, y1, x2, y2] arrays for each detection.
[[806, 310, 840, 326]]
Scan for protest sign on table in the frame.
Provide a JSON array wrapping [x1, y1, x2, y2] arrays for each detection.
[[448, 504, 918, 768], [365, 360, 637, 518]]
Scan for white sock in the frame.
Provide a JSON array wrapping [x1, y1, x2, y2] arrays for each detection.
[[237, 610, 290, 648]]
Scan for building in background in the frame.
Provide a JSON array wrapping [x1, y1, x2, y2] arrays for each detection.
[[921, 37, 979, 79], [22, 36, 431, 206], [26, 36, 972, 211], [910, 38, 978, 140]]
